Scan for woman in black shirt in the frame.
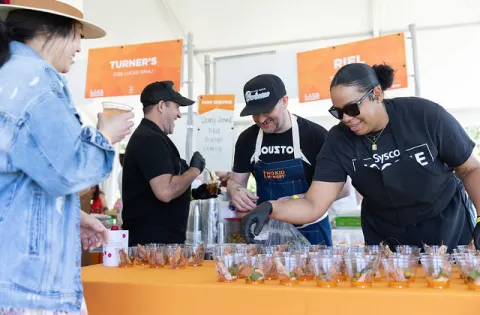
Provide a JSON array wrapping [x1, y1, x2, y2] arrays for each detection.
[[242, 63, 480, 251]]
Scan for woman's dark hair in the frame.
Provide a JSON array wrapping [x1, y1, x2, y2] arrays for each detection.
[[330, 63, 395, 93], [0, 6, 77, 67]]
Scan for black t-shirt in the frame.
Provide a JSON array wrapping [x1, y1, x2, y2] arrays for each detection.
[[122, 119, 191, 246], [314, 96, 474, 184], [233, 115, 328, 184]]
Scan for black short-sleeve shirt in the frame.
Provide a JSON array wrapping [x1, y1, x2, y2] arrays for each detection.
[[233, 115, 328, 185], [122, 119, 191, 245], [314, 97, 474, 183]]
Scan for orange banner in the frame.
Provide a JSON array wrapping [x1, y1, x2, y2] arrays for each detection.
[[297, 33, 407, 103], [198, 94, 235, 115], [85, 40, 183, 98]]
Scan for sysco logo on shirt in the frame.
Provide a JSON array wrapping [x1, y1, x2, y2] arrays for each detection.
[[355, 144, 434, 171]]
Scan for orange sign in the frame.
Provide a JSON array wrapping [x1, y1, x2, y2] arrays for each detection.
[[85, 40, 183, 98], [198, 94, 235, 115], [297, 33, 407, 103]]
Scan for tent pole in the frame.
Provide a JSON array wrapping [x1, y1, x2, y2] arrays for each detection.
[[185, 32, 194, 160], [408, 24, 421, 97]]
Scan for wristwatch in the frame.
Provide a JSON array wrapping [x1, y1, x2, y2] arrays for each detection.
[[292, 194, 299, 199]]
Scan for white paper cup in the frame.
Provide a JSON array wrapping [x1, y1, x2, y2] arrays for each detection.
[[102, 230, 129, 267]]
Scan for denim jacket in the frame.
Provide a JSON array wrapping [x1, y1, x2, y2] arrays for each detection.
[[0, 41, 115, 312]]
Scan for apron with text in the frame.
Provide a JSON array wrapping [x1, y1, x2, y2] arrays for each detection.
[[253, 112, 332, 245], [348, 103, 473, 251]]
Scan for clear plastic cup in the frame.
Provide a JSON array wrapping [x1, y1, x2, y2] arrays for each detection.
[[312, 255, 340, 288], [146, 244, 165, 268], [274, 253, 301, 286], [233, 254, 246, 279], [420, 255, 453, 289], [118, 248, 134, 268], [298, 253, 316, 281], [213, 254, 237, 283], [186, 244, 205, 267], [344, 254, 378, 288], [309, 245, 328, 253], [260, 245, 288, 255], [131, 245, 148, 266], [102, 101, 133, 118], [165, 244, 187, 270], [213, 244, 237, 256], [243, 255, 267, 284], [260, 254, 278, 280], [460, 256, 480, 290], [382, 256, 418, 288], [245, 244, 262, 256], [423, 244, 448, 255], [395, 245, 421, 257]]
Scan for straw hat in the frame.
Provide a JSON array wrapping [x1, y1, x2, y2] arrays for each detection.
[[0, 0, 105, 39]]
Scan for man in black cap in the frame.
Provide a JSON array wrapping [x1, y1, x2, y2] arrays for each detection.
[[122, 81, 206, 246], [227, 74, 349, 245]]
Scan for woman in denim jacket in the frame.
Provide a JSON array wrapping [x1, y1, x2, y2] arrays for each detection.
[[0, 1, 134, 314]]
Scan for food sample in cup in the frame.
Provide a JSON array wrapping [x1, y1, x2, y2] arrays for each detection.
[[118, 248, 134, 268], [213, 244, 237, 256], [147, 244, 165, 268], [246, 244, 262, 256], [423, 243, 448, 255], [382, 256, 417, 288], [312, 255, 339, 288], [421, 255, 452, 289], [379, 241, 394, 257], [460, 256, 480, 290], [395, 245, 421, 257], [243, 255, 266, 284], [345, 254, 378, 288], [187, 244, 206, 267], [298, 254, 315, 281], [165, 244, 187, 269], [131, 245, 149, 266], [274, 254, 300, 286], [213, 254, 237, 283], [102, 101, 133, 118], [260, 254, 278, 280]]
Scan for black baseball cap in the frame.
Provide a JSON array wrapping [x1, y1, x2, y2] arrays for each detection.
[[140, 81, 195, 107], [240, 74, 287, 117]]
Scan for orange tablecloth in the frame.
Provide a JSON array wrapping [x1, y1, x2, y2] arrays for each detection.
[[82, 261, 478, 315]]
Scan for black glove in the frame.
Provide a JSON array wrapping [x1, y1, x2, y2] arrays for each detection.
[[474, 218, 480, 250], [189, 151, 205, 173], [241, 202, 273, 244]]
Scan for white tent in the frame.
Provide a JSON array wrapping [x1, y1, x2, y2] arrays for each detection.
[[67, 0, 480, 205]]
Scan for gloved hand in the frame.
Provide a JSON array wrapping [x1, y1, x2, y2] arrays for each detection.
[[241, 202, 273, 244], [474, 218, 480, 250], [190, 151, 205, 173]]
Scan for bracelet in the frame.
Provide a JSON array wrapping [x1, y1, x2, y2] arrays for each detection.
[[292, 194, 299, 199], [476, 217, 480, 224]]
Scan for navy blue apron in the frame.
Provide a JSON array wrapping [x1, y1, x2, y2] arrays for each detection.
[[348, 102, 473, 252], [252, 112, 332, 245]]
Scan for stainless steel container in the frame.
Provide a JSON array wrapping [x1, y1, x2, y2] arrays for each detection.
[[199, 198, 219, 246]]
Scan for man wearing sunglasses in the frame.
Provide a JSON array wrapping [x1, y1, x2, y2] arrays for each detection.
[[227, 74, 350, 245], [122, 81, 206, 246], [242, 63, 480, 252]]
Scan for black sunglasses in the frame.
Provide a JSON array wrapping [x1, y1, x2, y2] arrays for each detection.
[[328, 88, 374, 120]]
